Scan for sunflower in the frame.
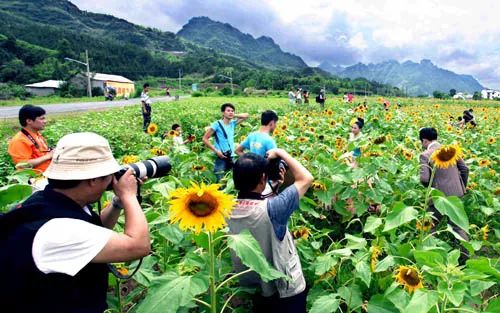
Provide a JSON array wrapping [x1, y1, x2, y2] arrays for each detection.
[[280, 124, 288, 131], [316, 266, 337, 283], [318, 135, 325, 141], [292, 226, 310, 240], [147, 123, 159, 135], [403, 150, 413, 160], [329, 120, 336, 127], [297, 137, 308, 143], [487, 138, 495, 145], [479, 159, 491, 167], [430, 144, 462, 169], [167, 130, 179, 137], [311, 181, 326, 191], [150, 148, 166, 156], [394, 265, 424, 293], [416, 218, 434, 232], [309, 127, 315, 133], [446, 125, 453, 132], [122, 155, 139, 164], [192, 165, 207, 172], [350, 117, 358, 126], [168, 182, 235, 234], [374, 135, 386, 145], [326, 109, 333, 116], [481, 225, 489, 241], [371, 246, 382, 272]]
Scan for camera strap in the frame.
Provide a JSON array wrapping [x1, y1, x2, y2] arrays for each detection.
[[214, 120, 232, 153], [21, 128, 40, 149]]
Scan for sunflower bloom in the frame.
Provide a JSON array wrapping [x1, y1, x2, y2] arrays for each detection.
[[416, 218, 434, 232], [298, 137, 308, 143], [481, 225, 489, 241], [394, 265, 424, 293], [479, 159, 491, 167], [147, 123, 159, 135], [311, 181, 326, 191], [374, 136, 386, 145], [292, 226, 310, 240], [316, 266, 337, 283], [168, 130, 179, 137], [403, 150, 413, 160], [371, 246, 381, 272], [192, 165, 207, 172], [430, 144, 462, 169], [168, 183, 235, 234], [122, 155, 139, 165], [487, 138, 495, 145]]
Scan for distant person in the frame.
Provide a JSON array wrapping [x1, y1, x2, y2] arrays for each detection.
[[8, 104, 53, 174], [296, 88, 303, 105], [288, 87, 296, 105], [236, 110, 278, 157], [343, 94, 348, 103], [228, 149, 313, 313], [170, 123, 194, 154], [347, 93, 354, 103], [463, 109, 476, 127], [316, 89, 326, 108], [202, 103, 249, 182], [349, 117, 364, 159], [419, 127, 469, 241], [303, 90, 309, 104], [141, 83, 152, 132], [165, 87, 171, 97]]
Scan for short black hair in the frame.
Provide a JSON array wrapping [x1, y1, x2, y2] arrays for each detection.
[[47, 178, 83, 189], [221, 103, 235, 112], [171, 123, 180, 130], [19, 105, 46, 127], [261, 110, 278, 126], [233, 153, 268, 192], [143, 83, 150, 89], [419, 127, 438, 141], [355, 117, 364, 129]]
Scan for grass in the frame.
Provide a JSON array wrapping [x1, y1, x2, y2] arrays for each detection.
[[0, 95, 106, 107]]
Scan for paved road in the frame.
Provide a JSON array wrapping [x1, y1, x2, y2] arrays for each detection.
[[0, 96, 187, 119]]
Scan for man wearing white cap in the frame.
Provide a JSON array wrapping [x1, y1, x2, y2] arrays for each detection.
[[0, 132, 150, 313]]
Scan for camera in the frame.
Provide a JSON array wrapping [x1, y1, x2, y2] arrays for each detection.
[[266, 157, 288, 181], [222, 150, 233, 167], [115, 156, 172, 180]]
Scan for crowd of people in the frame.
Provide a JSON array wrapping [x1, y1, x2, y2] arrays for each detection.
[[1, 92, 475, 312]]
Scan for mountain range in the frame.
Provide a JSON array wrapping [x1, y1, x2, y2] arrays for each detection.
[[319, 59, 483, 96]]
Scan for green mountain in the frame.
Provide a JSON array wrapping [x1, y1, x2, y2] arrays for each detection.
[[177, 17, 307, 70], [321, 59, 483, 96]]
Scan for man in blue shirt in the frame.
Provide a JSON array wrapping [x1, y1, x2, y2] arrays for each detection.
[[202, 103, 249, 181], [236, 110, 278, 157]]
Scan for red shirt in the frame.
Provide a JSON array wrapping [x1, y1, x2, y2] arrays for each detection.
[[8, 129, 51, 173]]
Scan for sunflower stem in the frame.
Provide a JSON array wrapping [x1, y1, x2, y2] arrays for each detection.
[[420, 167, 436, 244], [208, 231, 217, 313]]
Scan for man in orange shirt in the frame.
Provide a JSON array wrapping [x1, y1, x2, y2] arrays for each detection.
[[8, 105, 53, 173]]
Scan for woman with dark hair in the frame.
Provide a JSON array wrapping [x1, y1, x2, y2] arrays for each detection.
[[349, 117, 364, 158]]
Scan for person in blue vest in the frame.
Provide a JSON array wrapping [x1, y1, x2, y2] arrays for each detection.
[[0, 132, 150, 313], [235, 110, 278, 157], [202, 103, 249, 182]]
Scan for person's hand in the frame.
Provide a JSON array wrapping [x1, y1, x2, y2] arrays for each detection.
[[216, 150, 226, 159], [265, 148, 282, 160], [112, 169, 139, 201], [45, 150, 54, 160]]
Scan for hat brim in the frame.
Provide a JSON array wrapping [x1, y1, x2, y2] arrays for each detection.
[[44, 158, 121, 180]]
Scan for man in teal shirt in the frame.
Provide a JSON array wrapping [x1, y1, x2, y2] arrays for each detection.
[[236, 110, 278, 157]]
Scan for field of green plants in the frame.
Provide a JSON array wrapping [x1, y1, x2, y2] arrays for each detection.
[[0, 96, 499, 313]]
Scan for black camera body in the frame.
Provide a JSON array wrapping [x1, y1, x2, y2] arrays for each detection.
[[115, 156, 172, 181], [267, 158, 288, 181], [222, 150, 233, 168]]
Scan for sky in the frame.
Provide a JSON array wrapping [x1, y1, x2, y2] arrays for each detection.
[[72, 0, 500, 89]]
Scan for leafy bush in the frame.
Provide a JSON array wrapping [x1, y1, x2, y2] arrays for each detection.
[[0, 83, 29, 100], [91, 87, 104, 97], [191, 91, 203, 97]]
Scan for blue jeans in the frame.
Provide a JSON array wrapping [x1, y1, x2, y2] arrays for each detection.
[[214, 157, 232, 182]]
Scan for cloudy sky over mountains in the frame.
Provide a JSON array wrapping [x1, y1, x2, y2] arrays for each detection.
[[73, 0, 500, 89]]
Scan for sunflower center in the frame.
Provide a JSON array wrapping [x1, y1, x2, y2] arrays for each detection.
[[188, 200, 216, 217], [402, 269, 421, 286], [436, 148, 456, 161]]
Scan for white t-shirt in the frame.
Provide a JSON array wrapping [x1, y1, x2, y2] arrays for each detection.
[[288, 91, 295, 99], [32, 217, 112, 276], [141, 91, 152, 105], [173, 136, 184, 146]]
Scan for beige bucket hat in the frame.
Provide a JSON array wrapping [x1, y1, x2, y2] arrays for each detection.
[[44, 132, 121, 180]]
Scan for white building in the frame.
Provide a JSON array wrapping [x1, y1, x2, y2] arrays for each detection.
[[25, 80, 64, 96], [481, 89, 500, 99]]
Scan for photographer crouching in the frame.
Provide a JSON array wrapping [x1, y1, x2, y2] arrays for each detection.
[[0, 132, 151, 313], [228, 149, 313, 313]]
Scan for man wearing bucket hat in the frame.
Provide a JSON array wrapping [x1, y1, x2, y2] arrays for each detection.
[[0, 132, 150, 313]]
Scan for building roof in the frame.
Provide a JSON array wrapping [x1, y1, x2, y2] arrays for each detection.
[[25, 80, 64, 88], [90, 73, 134, 83]]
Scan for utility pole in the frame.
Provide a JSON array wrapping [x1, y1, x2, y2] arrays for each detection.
[[178, 69, 182, 93], [64, 49, 92, 97]]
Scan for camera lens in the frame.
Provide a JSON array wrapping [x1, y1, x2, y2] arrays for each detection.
[[116, 156, 171, 180]]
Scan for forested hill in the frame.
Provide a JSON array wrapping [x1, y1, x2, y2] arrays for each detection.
[[178, 16, 308, 71]]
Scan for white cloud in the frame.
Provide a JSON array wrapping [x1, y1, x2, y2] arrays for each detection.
[[71, 0, 500, 88]]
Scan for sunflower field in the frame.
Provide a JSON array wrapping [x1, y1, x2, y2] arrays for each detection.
[[0, 96, 499, 313]]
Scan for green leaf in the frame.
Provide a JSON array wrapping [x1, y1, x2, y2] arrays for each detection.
[[446, 282, 467, 307], [383, 202, 418, 232], [385, 283, 410, 311], [367, 294, 399, 313], [375, 255, 395, 272], [0, 184, 32, 211], [413, 250, 445, 267], [431, 192, 469, 234], [309, 294, 340, 313], [314, 255, 338, 276], [345, 234, 367, 250], [485, 298, 500, 313], [355, 261, 371, 287], [338, 284, 363, 308], [136, 274, 208, 313], [404, 289, 439, 313], [157, 224, 185, 245], [227, 230, 287, 282], [328, 248, 352, 257], [470, 280, 495, 296], [466, 258, 500, 280], [364, 216, 383, 234], [447, 250, 460, 266]]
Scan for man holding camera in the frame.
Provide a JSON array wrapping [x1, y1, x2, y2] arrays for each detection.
[[202, 103, 249, 181], [228, 149, 313, 312], [0, 132, 150, 313], [8, 104, 53, 173]]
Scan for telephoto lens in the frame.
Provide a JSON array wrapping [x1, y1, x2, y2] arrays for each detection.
[[115, 156, 171, 180]]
